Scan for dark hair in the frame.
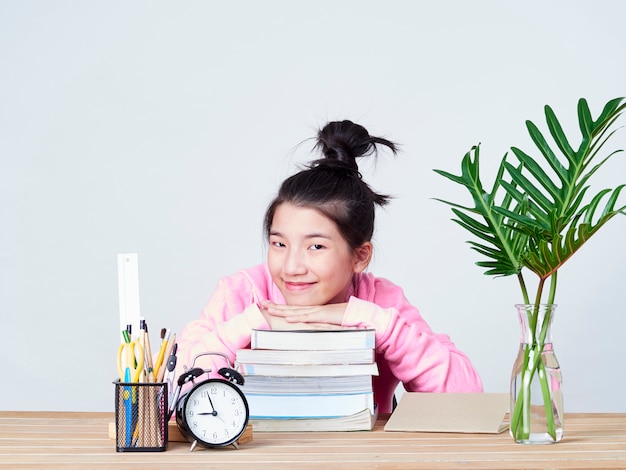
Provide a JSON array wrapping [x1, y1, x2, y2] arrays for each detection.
[[263, 120, 398, 250]]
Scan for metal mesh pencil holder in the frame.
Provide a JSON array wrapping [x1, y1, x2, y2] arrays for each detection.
[[114, 381, 168, 452]]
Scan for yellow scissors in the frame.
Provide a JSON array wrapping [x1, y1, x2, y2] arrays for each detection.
[[117, 339, 145, 383]]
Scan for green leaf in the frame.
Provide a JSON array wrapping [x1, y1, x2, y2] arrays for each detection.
[[524, 119, 568, 189], [433, 145, 524, 277], [545, 105, 575, 166], [504, 161, 555, 215], [434, 97, 626, 291]]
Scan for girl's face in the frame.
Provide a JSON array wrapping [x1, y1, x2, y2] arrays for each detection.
[[268, 203, 371, 306]]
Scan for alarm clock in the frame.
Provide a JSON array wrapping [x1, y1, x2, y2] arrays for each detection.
[[172, 352, 249, 451]]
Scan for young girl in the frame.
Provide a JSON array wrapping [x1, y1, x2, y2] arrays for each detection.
[[175, 120, 482, 413]]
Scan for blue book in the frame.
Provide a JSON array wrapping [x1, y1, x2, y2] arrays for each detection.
[[250, 406, 378, 432], [245, 391, 375, 419]]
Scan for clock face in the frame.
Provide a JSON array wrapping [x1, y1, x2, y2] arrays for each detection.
[[182, 379, 249, 447]]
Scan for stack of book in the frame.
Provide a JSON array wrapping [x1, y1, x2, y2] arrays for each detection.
[[235, 328, 379, 432]]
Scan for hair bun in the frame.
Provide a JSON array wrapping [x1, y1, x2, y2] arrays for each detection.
[[314, 120, 397, 171]]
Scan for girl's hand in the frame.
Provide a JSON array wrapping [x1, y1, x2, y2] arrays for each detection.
[[261, 301, 348, 329]]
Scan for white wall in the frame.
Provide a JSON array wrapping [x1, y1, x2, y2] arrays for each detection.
[[1, 1, 625, 412]]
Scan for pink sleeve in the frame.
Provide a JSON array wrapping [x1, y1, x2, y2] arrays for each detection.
[[342, 296, 483, 393], [175, 274, 270, 381]]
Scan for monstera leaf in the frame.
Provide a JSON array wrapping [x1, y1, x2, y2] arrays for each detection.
[[435, 97, 626, 304]]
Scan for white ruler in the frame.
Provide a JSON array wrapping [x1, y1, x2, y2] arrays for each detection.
[[117, 253, 141, 341]]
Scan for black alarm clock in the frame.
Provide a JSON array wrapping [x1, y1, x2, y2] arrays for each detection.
[[171, 352, 249, 451]]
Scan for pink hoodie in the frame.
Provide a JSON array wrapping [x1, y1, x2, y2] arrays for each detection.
[[176, 264, 482, 413]]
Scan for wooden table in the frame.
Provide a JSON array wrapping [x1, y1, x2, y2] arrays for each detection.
[[1, 411, 626, 469]]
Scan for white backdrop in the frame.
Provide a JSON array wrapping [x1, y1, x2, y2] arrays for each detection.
[[1, 1, 625, 412]]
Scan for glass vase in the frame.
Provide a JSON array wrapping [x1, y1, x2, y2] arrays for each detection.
[[509, 304, 564, 444]]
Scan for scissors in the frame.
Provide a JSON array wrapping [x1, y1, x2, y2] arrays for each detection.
[[117, 339, 145, 383], [117, 335, 144, 447]]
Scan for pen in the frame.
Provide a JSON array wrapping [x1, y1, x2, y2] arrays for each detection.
[[123, 368, 132, 446]]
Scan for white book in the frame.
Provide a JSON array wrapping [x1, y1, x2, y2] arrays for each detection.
[[245, 391, 376, 419], [251, 329, 376, 351], [235, 348, 375, 365], [242, 375, 373, 394], [237, 362, 379, 377]]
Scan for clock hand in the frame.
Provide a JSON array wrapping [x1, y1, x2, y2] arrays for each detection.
[[197, 411, 227, 425], [197, 392, 218, 416], [206, 393, 216, 413], [197, 393, 227, 423]]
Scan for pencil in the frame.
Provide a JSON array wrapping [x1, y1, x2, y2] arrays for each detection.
[[152, 328, 170, 381]]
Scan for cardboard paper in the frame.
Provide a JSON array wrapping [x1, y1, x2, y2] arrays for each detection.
[[384, 392, 509, 434]]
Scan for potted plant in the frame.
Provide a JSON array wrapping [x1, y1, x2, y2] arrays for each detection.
[[434, 97, 626, 443]]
